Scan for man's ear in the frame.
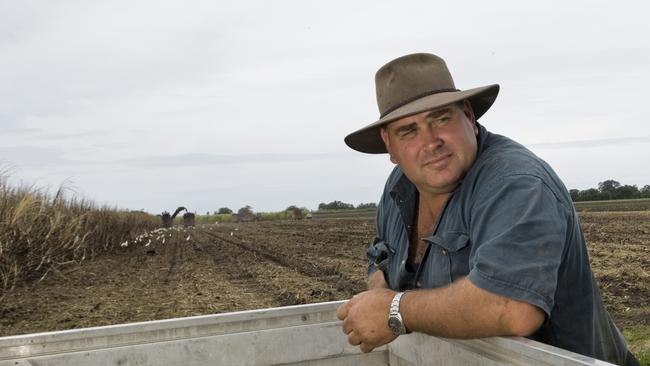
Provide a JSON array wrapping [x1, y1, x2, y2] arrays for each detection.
[[380, 127, 398, 165], [462, 100, 478, 135]]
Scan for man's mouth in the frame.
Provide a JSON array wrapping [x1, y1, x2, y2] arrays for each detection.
[[423, 154, 451, 168]]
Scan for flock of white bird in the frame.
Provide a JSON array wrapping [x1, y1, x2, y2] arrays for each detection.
[[119, 226, 194, 248]]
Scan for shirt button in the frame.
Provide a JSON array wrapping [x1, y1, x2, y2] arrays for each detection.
[[416, 281, 421, 287], [442, 249, 448, 256]]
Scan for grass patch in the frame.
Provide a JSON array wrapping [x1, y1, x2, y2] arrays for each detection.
[[312, 208, 377, 219], [574, 198, 650, 212], [622, 325, 650, 365]]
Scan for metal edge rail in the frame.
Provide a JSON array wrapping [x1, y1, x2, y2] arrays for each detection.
[[0, 301, 347, 360], [0, 301, 616, 365]]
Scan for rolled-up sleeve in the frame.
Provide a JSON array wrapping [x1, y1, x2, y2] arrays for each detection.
[[467, 174, 569, 316], [366, 239, 381, 277], [367, 191, 388, 277]]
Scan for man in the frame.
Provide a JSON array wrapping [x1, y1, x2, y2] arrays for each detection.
[[336, 53, 638, 366]]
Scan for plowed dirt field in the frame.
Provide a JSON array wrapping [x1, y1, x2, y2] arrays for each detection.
[[1, 212, 648, 337]]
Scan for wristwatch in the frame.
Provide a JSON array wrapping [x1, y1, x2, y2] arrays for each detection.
[[388, 292, 407, 336]]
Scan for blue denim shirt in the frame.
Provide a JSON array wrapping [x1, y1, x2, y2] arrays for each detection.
[[367, 123, 630, 365]]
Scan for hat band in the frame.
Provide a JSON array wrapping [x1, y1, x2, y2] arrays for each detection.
[[380, 88, 460, 118]]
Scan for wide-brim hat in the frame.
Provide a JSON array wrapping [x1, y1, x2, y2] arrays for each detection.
[[344, 53, 500, 154]]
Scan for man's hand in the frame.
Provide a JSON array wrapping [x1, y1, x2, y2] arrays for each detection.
[[336, 288, 398, 353], [367, 270, 388, 289]]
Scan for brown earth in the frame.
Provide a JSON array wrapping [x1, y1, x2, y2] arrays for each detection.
[[0, 213, 648, 336]]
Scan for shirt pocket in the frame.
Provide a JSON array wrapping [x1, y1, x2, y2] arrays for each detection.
[[367, 236, 403, 289], [425, 231, 471, 284]]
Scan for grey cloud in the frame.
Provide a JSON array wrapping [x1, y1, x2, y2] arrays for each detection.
[[0, 146, 67, 167], [3, 147, 356, 170], [45, 130, 104, 140], [0, 128, 102, 141], [0, 127, 43, 136], [528, 136, 650, 149], [116, 152, 354, 168]]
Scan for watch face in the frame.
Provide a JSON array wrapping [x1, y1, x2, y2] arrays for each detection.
[[388, 316, 403, 334]]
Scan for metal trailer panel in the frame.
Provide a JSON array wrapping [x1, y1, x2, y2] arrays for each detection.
[[0, 301, 615, 366], [389, 333, 616, 366]]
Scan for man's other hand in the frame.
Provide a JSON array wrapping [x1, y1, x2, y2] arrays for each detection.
[[336, 288, 397, 353], [367, 270, 388, 289]]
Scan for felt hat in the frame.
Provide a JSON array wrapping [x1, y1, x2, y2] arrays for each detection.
[[344, 53, 499, 154]]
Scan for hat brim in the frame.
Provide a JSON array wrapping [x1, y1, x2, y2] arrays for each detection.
[[344, 84, 500, 154]]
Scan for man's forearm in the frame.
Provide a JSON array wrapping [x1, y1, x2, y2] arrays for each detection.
[[400, 277, 545, 338], [367, 270, 388, 289]]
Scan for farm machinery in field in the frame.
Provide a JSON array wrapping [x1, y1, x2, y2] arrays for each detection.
[[160, 206, 196, 227]]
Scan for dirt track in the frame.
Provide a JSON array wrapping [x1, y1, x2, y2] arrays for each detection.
[[0, 213, 648, 336]]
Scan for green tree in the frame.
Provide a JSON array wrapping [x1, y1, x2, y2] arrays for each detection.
[[569, 189, 580, 201], [238, 205, 253, 215], [318, 200, 354, 210], [641, 185, 650, 198], [614, 185, 639, 199], [598, 180, 621, 199], [578, 188, 601, 201], [357, 202, 378, 209], [217, 207, 233, 214]]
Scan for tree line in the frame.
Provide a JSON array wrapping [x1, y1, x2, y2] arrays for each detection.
[[570, 180, 650, 201], [206, 201, 378, 216], [317, 201, 377, 210], [207, 179, 649, 216]]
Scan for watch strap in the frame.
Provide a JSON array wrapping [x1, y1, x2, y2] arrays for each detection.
[[390, 292, 404, 316], [388, 292, 408, 335]]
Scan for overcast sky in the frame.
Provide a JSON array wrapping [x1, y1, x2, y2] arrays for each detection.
[[1, 0, 649, 214]]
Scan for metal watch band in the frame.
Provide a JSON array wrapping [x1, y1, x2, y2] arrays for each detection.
[[388, 292, 407, 336], [390, 292, 404, 316]]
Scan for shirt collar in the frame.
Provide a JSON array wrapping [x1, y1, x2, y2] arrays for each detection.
[[476, 122, 490, 157]]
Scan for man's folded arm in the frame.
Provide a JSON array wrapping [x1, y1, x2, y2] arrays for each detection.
[[400, 277, 545, 338]]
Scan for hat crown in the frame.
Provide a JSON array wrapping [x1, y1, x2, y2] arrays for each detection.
[[376, 53, 456, 118]]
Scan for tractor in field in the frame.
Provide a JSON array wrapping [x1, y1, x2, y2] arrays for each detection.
[[160, 207, 195, 227], [232, 212, 260, 223], [182, 212, 196, 227], [290, 207, 303, 220]]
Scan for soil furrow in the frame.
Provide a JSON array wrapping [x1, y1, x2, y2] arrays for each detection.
[[202, 230, 365, 295]]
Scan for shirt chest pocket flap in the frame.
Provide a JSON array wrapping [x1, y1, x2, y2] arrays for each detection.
[[425, 231, 471, 282]]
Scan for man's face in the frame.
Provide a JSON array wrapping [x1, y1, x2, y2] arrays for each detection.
[[380, 101, 479, 195]]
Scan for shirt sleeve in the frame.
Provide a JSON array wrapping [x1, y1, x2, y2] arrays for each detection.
[[467, 174, 569, 316], [367, 189, 388, 277]]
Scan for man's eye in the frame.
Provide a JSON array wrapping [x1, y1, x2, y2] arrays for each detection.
[[399, 129, 416, 137], [434, 117, 450, 125]]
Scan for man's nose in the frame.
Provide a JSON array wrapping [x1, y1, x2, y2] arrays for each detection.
[[420, 124, 443, 152]]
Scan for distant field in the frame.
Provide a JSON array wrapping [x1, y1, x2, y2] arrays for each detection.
[[312, 198, 650, 219], [311, 208, 377, 219], [574, 198, 650, 212]]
